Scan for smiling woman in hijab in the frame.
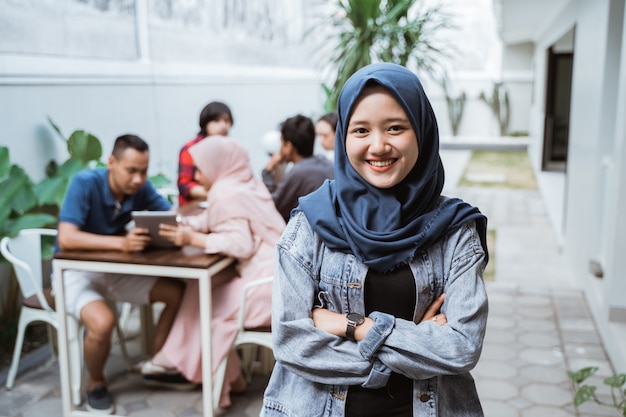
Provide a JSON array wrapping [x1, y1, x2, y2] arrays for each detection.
[[140, 136, 285, 409], [261, 63, 489, 417]]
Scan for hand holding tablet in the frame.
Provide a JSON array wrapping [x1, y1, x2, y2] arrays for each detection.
[[131, 211, 182, 249]]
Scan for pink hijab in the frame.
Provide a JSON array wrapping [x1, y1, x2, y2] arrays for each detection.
[[187, 136, 285, 243]]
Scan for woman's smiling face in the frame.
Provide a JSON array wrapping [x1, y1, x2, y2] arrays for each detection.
[[345, 85, 419, 189]]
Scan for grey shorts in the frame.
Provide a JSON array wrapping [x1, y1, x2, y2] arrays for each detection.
[[54, 270, 157, 319]]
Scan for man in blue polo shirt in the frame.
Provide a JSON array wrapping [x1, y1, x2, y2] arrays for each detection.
[[56, 134, 185, 414]]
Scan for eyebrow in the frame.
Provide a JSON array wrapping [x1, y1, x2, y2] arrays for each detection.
[[348, 116, 409, 126]]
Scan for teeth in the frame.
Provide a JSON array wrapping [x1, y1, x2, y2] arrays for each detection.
[[369, 160, 394, 167]]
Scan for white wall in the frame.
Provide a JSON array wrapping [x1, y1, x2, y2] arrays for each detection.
[[0, 57, 322, 183], [507, 0, 626, 371]]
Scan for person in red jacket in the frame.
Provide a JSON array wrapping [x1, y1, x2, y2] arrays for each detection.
[[177, 101, 233, 206]]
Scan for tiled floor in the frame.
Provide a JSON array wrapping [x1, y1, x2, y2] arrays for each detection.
[[0, 183, 621, 417]]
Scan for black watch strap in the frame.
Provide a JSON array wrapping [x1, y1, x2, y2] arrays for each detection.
[[346, 312, 365, 341]]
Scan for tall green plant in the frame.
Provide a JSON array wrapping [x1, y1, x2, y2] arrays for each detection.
[[442, 79, 466, 136], [479, 82, 510, 136], [0, 117, 104, 251], [315, 0, 455, 110], [0, 147, 58, 239]]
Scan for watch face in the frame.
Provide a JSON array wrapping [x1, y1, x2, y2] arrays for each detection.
[[347, 312, 365, 325]]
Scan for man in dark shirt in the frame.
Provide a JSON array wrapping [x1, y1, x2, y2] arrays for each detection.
[[262, 114, 334, 222]]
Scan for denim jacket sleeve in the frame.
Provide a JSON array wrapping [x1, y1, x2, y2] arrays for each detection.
[[271, 212, 394, 388]]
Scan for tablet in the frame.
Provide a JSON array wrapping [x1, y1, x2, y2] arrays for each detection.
[[131, 211, 181, 249]]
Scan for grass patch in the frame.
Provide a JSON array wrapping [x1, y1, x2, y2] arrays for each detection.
[[458, 150, 537, 189]]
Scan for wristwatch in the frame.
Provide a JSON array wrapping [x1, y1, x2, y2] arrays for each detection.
[[345, 312, 365, 341]]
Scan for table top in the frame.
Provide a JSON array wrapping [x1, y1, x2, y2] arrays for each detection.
[[54, 246, 223, 269], [54, 201, 221, 269]]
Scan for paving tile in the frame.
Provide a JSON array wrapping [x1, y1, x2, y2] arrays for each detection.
[[520, 405, 572, 417], [519, 365, 568, 384], [519, 347, 565, 366], [21, 396, 63, 417], [0, 390, 34, 417], [476, 379, 519, 400], [520, 384, 572, 406], [563, 344, 609, 359], [518, 319, 557, 332], [479, 343, 519, 361], [481, 399, 519, 417], [474, 359, 518, 378], [518, 332, 560, 348]]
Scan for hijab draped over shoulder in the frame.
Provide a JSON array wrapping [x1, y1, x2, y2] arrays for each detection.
[[298, 63, 487, 272], [188, 136, 285, 244]]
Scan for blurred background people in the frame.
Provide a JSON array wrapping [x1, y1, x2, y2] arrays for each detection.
[[262, 114, 334, 222], [177, 101, 234, 206], [315, 111, 338, 161], [141, 137, 285, 409]]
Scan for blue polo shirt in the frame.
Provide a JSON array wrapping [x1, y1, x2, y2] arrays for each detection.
[[58, 168, 171, 239]]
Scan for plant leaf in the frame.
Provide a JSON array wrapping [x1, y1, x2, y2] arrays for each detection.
[[573, 385, 596, 407], [148, 173, 172, 189], [0, 146, 9, 178], [58, 158, 85, 180], [36, 176, 69, 206], [4, 213, 57, 236], [568, 367, 599, 383], [47, 116, 67, 141], [604, 373, 626, 388], [67, 130, 102, 165], [11, 184, 38, 215], [0, 165, 32, 209]]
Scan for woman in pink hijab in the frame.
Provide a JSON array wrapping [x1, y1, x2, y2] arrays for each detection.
[[145, 136, 285, 408]]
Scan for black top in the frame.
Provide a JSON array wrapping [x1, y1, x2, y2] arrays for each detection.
[[345, 264, 416, 417]]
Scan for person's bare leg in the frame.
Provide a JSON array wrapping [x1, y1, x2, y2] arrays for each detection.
[[80, 300, 116, 390], [149, 278, 184, 354]]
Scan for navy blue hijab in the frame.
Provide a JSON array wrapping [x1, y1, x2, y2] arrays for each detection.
[[298, 63, 487, 272]]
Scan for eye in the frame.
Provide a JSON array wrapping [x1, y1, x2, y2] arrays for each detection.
[[351, 127, 368, 135], [389, 125, 405, 132]]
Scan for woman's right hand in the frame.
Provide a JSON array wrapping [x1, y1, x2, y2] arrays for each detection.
[[420, 293, 447, 326]]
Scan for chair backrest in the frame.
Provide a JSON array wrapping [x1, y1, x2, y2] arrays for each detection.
[[0, 228, 57, 312], [238, 275, 274, 332]]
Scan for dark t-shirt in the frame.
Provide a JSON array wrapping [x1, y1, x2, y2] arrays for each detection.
[[346, 264, 417, 417]]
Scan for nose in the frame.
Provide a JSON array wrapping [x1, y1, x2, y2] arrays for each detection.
[[219, 120, 230, 133], [132, 172, 146, 185], [369, 131, 388, 154]]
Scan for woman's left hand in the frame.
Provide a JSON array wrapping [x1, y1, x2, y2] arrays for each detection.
[[159, 223, 192, 246]]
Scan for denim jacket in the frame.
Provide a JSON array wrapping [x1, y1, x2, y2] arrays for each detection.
[[262, 207, 488, 417]]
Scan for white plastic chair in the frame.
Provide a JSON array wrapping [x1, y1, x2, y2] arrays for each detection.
[[212, 275, 275, 410], [1, 228, 131, 406]]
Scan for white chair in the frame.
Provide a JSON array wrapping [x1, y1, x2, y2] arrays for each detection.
[[212, 275, 275, 410], [1, 228, 131, 406]]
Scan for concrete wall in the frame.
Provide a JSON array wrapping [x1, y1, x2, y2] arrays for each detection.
[[519, 0, 626, 372], [0, 57, 322, 183]]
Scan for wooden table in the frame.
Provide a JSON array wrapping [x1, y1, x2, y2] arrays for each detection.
[[53, 246, 234, 417]]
